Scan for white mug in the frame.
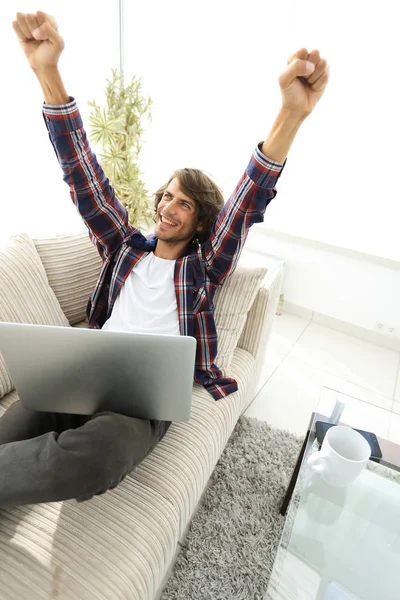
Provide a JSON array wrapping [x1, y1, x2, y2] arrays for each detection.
[[307, 425, 371, 488]]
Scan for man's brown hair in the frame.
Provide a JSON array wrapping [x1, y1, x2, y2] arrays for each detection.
[[153, 168, 225, 244]]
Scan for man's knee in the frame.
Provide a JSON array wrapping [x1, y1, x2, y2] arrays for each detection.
[[78, 412, 159, 480], [52, 412, 169, 501], [89, 411, 166, 462], [43, 418, 130, 498]]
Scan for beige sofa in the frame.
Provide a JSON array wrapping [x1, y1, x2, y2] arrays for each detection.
[[0, 231, 283, 600]]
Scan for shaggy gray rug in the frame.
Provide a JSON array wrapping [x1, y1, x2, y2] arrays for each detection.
[[160, 416, 302, 600]]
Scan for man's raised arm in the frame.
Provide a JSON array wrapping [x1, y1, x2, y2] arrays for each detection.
[[200, 48, 330, 285], [12, 11, 146, 261]]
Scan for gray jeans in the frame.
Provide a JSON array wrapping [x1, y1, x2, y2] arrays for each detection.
[[0, 400, 171, 508]]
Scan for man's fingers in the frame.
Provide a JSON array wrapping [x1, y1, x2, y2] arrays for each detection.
[[284, 48, 329, 90], [14, 11, 59, 43], [279, 58, 315, 89], [310, 66, 330, 92], [16, 12, 31, 39], [25, 13, 40, 37], [12, 20, 28, 42], [307, 49, 321, 66], [31, 20, 62, 44], [307, 58, 327, 85], [287, 48, 308, 64], [36, 11, 58, 32]]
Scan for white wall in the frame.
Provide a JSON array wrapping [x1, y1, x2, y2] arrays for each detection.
[[266, 0, 400, 263], [245, 227, 400, 342]]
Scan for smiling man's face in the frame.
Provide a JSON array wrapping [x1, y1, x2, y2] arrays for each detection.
[[154, 177, 203, 251]]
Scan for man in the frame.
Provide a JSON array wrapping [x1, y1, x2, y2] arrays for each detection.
[[0, 11, 329, 507]]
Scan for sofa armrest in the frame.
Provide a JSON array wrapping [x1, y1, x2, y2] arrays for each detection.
[[237, 263, 284, 384]]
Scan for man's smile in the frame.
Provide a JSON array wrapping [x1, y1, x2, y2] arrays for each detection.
[[159, 214, 178, 228]]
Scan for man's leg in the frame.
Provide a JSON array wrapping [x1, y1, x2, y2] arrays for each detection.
[[0, 400, 90, 445], [0, 403, 171, 507]]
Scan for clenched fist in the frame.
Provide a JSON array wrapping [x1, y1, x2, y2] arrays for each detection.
[[12, 11, 64, 71], [279, 48, 329, 116]]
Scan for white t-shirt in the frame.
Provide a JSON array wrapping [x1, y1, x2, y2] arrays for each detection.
[[102, 253, 180, 335]]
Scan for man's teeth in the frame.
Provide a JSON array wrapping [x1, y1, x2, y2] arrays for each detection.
[[161, 216, 176, 226]]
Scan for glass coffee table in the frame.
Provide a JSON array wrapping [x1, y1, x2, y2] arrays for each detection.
[[265, 386, 400, 600]]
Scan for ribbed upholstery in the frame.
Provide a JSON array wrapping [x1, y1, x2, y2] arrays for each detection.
[[0, 349, 254, 600], [0, 233, 70, 399], [214, 266, 267, 371], [33, 232, 102, 326], [238, 267, 284, 385]]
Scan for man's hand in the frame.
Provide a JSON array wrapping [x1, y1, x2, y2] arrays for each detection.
[[12, 11, 68, 104], [261, 49, 329, 162], [12, 11, 64, 72], [279, 48, 329, 117]]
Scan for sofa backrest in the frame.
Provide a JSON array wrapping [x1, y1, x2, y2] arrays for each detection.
[[213, 265, 267, 373], [0, 233, 71, 400], [238, 265, 283, 386]]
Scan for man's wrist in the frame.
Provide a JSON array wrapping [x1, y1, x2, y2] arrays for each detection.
[[277, 106, 309, 128], [261, 106, 307, 163], [34, 66, 69, 105]]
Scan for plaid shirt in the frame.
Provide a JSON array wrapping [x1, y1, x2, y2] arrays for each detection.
[[43, 98, 284, 400]]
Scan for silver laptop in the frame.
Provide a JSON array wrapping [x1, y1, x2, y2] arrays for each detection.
[[0, 322, 197, 421]]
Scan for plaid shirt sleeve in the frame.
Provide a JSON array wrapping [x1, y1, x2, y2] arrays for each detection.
[[201, 144, 285, 285], [42, 98, 147, 261]]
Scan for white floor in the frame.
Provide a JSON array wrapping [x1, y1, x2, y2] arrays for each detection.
[[244, 311, 400, 444]]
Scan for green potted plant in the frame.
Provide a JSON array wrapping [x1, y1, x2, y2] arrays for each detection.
[[88, 69, 153, 229]]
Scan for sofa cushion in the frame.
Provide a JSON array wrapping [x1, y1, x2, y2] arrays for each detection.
[[0, 233, 70, 399], [214, 265, 267, 373], [33, 232, 102, 326]]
